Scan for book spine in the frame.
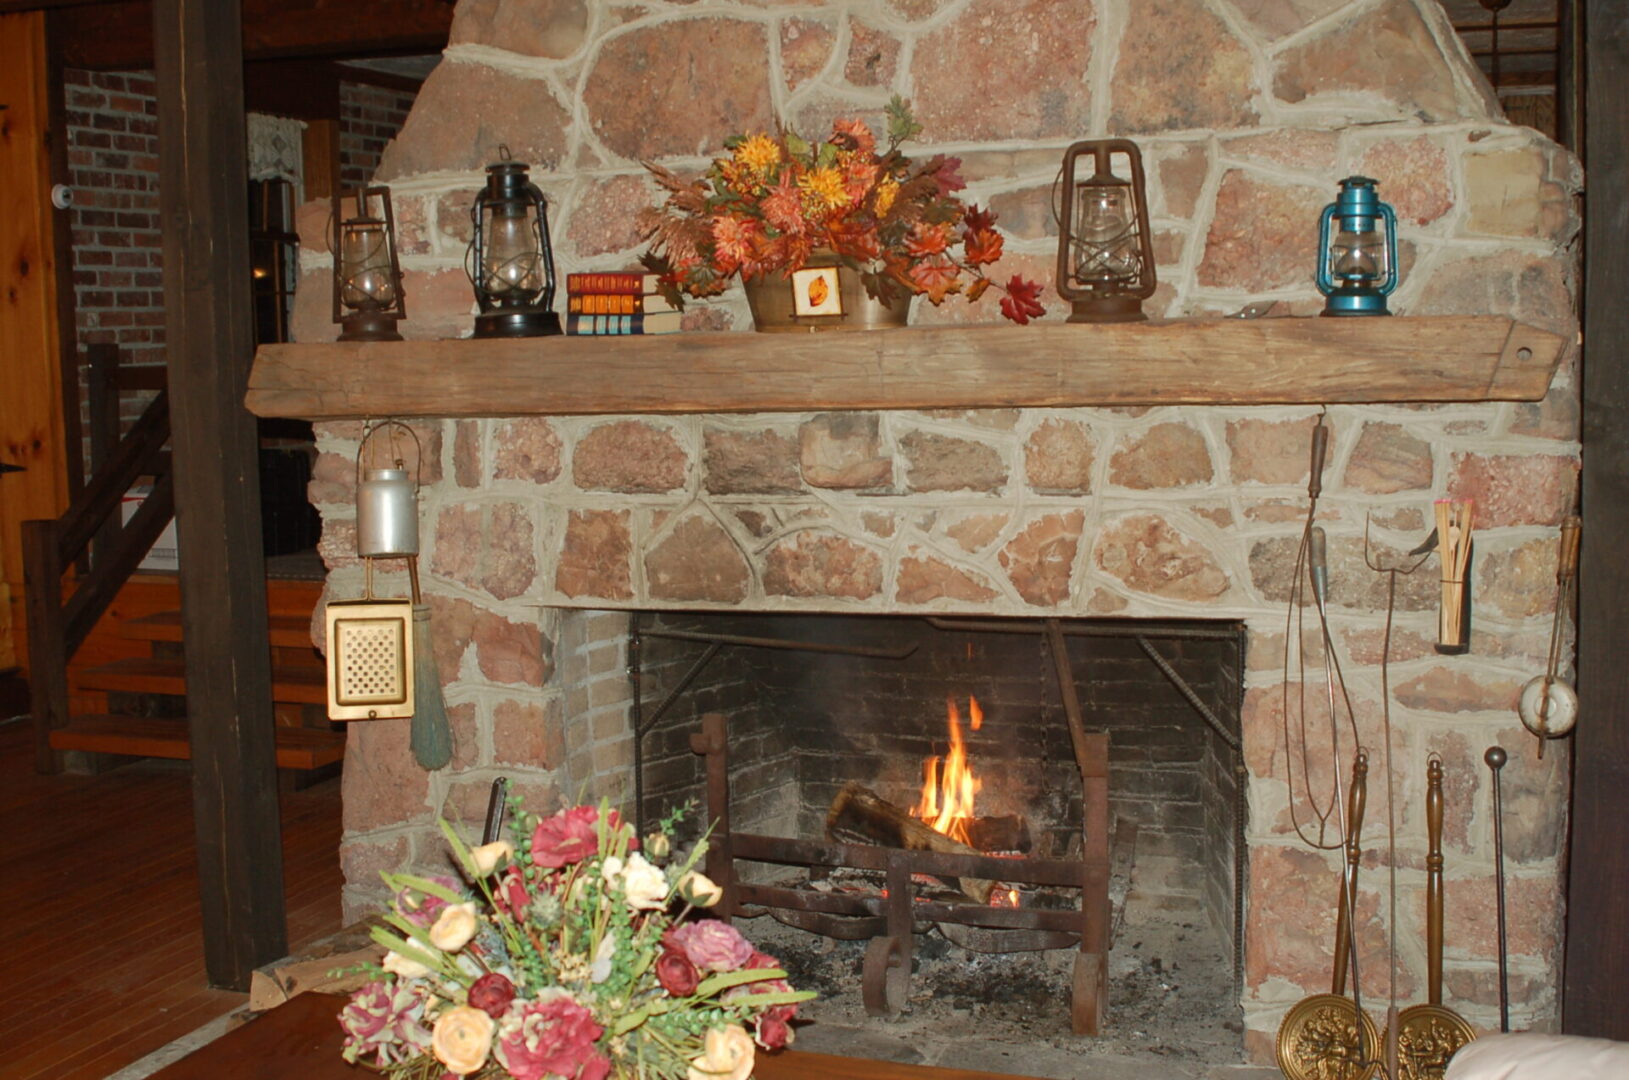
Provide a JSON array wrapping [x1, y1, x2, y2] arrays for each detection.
[[565, 272, 658, 295], [568, 293, 641, 315], [564, 312, 682, 335]]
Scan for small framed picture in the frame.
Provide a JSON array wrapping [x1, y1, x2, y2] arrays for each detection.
[[790, 265, 844, 317]]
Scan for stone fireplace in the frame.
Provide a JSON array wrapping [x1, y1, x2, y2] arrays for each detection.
[[290, 0, 1582, 1059]]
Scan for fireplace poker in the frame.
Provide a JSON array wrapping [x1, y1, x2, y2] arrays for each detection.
[[1485, 746, 1510, 1033], [482, 777, 509, 845]]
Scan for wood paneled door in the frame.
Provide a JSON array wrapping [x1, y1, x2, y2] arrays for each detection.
[[0, 10, 69, 674]]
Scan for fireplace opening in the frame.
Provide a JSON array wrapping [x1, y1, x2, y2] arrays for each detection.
[[618, 610, 1248, 1059]]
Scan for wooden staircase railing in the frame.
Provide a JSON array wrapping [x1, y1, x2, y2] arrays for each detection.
[[25, 344, 173, 773]]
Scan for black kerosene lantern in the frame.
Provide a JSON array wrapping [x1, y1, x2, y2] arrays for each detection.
[[465, 152, 560, 338], [331, 185, 406, 342]]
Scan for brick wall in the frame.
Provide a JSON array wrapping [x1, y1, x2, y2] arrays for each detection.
[[338, 80, 417, 188], [63, 68, 165, 451]]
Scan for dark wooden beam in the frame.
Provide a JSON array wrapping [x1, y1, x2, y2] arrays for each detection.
[[152, 0, 286, 991], [0, 0, 111, 12], [43, 8, 84, 495], [1565, 0, 1629, 1041], [57, 0, 452, 71]]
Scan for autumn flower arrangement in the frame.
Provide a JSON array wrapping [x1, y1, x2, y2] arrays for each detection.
[[337, 802, 811, 1080], [638, 96, 1047, 324]]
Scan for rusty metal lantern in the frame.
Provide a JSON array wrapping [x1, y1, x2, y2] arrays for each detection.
[[466, 152, 561, 339], [331, 185, 406, 342], [1054, 139, 1156, 324]]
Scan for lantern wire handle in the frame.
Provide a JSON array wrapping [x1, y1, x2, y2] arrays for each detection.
[[356, 419, 424, 493]]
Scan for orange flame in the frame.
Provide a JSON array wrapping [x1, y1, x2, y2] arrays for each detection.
[[913, 696, 983, 844]]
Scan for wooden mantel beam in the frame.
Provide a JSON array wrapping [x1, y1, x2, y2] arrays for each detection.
[[53, 0, 453, 70], [245, 315, 1567, 421]]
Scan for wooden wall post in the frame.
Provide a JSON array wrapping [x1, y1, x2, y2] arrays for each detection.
[[1566, 0, 1629, 1041], [152, 0, 287, 990]]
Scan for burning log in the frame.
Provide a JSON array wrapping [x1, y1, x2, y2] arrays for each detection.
[[965, 815, 1032, 854], [826, 782, 997, 903]]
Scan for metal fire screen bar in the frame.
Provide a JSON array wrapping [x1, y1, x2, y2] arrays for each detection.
[[625, 614, 1248, 1029]]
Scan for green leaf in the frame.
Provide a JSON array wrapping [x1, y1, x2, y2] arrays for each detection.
[[815, 141, 839, 169], [370, 928, 460, 982], [385, 869, 466, 907], [785, 130, 812, 161], [695, 967, 790, 996], [734, 989, 816, 1007], [885, 95, 922, 145]]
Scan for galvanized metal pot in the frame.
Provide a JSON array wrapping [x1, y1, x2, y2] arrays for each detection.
[[741, 251, 911, 332]]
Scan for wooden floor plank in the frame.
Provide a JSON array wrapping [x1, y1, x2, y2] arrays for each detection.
[[0, 719, 343, 1078]]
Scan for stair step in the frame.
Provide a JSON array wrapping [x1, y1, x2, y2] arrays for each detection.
[[122, 610, 315, 649], [50, 715, 346, 770], [76, 656, 328, 705]]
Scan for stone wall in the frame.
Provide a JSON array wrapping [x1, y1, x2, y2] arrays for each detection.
[[296, 0, 1583, 1054]]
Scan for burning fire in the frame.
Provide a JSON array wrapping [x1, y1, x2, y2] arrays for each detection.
[[913, 695, 984, 845]]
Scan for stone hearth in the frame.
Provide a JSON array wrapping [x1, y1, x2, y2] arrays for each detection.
[[294, 0, 1582, 1058]]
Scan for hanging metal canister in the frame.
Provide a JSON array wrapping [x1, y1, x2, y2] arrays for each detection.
[[356, 422, 420, 558]]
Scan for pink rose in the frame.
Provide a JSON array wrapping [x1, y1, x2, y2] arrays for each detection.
[[531, 806, 601, 868], [468, 973, 516, 1018], [339, 981, 433, 1066], [395, 875, 462, 927], [495, 867, 530, 916], [655, 946, 700, 997], [755, 1004, 796, 1050], [666, 920, 754, 973], [495, 996, 608, 1080]]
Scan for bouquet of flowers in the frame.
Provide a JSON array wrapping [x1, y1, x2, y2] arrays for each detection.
[[638, 96, 1046, 324], [337, 801, 812, 1079]]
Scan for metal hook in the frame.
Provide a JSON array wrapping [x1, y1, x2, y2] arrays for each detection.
[[356, 419, 424, 493], [1363, 513, 1432, 576]]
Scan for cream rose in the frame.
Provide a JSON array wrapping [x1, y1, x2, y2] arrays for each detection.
[[429, 901, 479, 952], [382, 949, 432, 980], [470, 840, 513, 877], [432, 1004, 495, 1075], [621, 851, 668, 910], [686, 1024, 755, 1080], [677, 870, 724, 908]]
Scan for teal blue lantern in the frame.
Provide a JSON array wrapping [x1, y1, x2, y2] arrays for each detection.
[[1316, 176, 1398, 317]]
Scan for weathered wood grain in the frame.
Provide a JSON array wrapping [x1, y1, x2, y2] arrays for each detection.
[[246, 315, 1567, 420]]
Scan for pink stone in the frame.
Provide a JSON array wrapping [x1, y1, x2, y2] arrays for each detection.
[[342, 719, 431, 832], [583, 20, 773, 161], [1249, 533, 1436, 611], [780, 16, 837, 93], [762, 532, 883, 600], [388, 193, 432, 257], [1342, 421, 1433, 494], [1410, 250, 1575, 337], [1088, 589, 1128, 614], [437, 189, 475, 250], [430, 501, 537, 601], [986, 184, 1055, 242], [845, 20, 901, 87], [454, 420, 482, 488], [900, 431, 1007, 493], [493, 698, 567, 768], [472, 609, 550, 687], [450, 0, 590, 58], [799, 413, 892, 489], [1448, 452, 1579, 527], [1244, 845, 1394, 997], [447, 702, 479, 771], [895, 550, 998, 605], [1221, 129, 1341, 173], [398, 268, 476, 341], [318, 517, 359, 571], [308, 451, 354, 506], [1094, 513, 1230, 602], [555, 509, 633, 600], [1024, 419, 1095, 495], [911, 0, 1095, 142], [1226, 415, 1319, 485], [573, 420, 688, 494], [1341, 625, 1438, 666], [1157, 143, 1210, 219], [945, 512, 1008, 553], [1394, 667, 1522, 713], [493, 417, 563, 484], [1463, 145, 1578, 244], [1110, 0, 1257, 133], [427, 594, 480, 686], [645, 514, 752, 603], [339, 836, 410, 894], [288, 267, 332, 345], [1109, 422, 1213, 489], [998, 510, 1084, 607], [376, 61, 571, 180], [861, 512, 896, 538], [1272, 0, 1495, 122], [1446, 871, 1561, 962], [703, 427, 802, 494], [1357, 135, 1452, 226], [566, 175, 656, 258], [295, 200, 328, 253], [1198, 171, 1326, 292], [1510, 387, 1581, 442]]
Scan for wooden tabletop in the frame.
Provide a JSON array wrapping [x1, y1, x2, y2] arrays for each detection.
[[149, 992, 1042, 1080]]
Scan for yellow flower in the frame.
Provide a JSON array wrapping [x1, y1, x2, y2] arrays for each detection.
[[733, 134, 782, 174], [874, 177, 899, 216], [429, 902, 479, 952], [798, 166, 850, 210], [687, 1025, 755, 1080], [432, 1005, 494, 1075]]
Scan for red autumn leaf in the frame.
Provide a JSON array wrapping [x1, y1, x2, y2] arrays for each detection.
[[828, 217, 882, 262], [962, 204, 998, 234], [965, 276, 991, 303], [963, 227, 1004, 266], [904, 222, 954, 258], [909, 256, 964, 305], [928, 155, 966, 196], [999, 275, 1046, 325]]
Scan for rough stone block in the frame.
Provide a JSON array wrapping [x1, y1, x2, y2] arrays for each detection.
[[1095, 513, 1231, 602], [430, 501, 537, 601], [1109, 422, 1213, 489], [555, 509, 634, 600], [799, 413, 892, 489], [703, 426, 803, 494], [1110, 0, 1258, 133], [762, 531, 883, 600], [644, 514, 753, 603], [1024, 418, 1095, 494], [493, 417, 563, 485], [1342, 421, 1433, 494], [573, 420, 688, 494], [998, 510, 1084, 606], [895, 550, 999, 604], [1199, 172, 1326, 292], [900, 430, 1008, 493], [377, 61, 570, 180]]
